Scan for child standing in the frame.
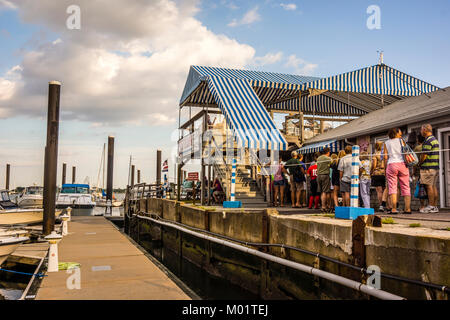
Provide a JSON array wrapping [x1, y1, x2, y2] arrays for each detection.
[[359, 151, 373, 208], [307, 153, 320, 209]]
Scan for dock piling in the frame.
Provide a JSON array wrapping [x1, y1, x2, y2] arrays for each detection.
[[131, 165, 135, 187], [72, 166, 76, 184], [156, 150, 161, 186], [43, 81, 61, 235], [5, 163, 10, 190], [106, 136, 115, 214], [62, 163, 66, 185]]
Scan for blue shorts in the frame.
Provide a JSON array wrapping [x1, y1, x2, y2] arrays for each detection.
[[274, 180, 285, 186]]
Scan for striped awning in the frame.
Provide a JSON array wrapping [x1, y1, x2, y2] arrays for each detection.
[[207, 75, 288, 150], [300, 64, 439, 96], [267, 94, 366, 116], [297, 139, 339, 154], [180, 64, 439, 118]]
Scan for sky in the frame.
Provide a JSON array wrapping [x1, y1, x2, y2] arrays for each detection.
[[0, 0, 449, 189]]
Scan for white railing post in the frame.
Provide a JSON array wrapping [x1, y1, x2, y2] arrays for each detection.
[[350, 145, 360, 208], [230, 158, 236, 201]]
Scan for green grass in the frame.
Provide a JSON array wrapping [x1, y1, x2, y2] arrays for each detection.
[[409, 223, 421, 228], [382, 217, 395, 224], [446, 227, 450, 231]]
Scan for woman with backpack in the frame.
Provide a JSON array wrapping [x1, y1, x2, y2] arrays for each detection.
[[383, 128, 412, 214]]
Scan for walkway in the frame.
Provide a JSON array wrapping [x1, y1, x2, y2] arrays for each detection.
[[36, 216, 190, 300]]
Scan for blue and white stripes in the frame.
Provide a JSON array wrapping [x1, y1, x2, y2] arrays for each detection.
[[206, 75, 288, 151], [299, 64, 439, 96], [230, 158, 236, 202], [350, 145, 360, 208], [297, 139, 339, 154]]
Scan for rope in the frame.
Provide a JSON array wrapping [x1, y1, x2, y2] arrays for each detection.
[[0, 268, 47, 278]]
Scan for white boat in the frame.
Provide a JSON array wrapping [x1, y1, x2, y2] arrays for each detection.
[[1, 189, 62, 225], [0, 236, 29, 266], [56, 184, 96, 216], [0, 208, 62, 226], [16, 186, 44, 208]]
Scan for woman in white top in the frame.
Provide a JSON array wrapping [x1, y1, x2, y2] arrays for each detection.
[[383, 128, 411, 214]]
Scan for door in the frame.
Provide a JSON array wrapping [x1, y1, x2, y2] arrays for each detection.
[[444, 131, 450, 207]]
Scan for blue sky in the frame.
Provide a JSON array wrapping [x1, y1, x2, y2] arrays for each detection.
[[0, 0, 449, 188]]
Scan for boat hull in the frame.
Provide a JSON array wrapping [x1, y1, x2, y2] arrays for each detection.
[[0, 237, 29, 266], [17, 197, 43, 209], [0, 209, 62, 226]]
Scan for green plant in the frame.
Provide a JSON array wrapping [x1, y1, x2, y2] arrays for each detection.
[[409, 223, 421, 228], [382, 217, 395, 224]]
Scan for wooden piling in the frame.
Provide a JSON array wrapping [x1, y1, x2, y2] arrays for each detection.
[[62, 163, 66, 186], [156, 150, 161, 186], [106, 136, 115, 202], [72, 166, 76, 184], [5, 164, 10, 190], [43, 81, 61, 235], [131, 165, 135, 187]]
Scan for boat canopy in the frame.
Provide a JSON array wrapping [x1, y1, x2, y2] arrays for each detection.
[[62, 184, 90, 188]]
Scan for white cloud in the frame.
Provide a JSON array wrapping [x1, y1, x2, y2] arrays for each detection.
[[250, 51, 283, 67], [280, 3, 297, 11], [0, 0, 256, 125], [284, 54, 318, 75], [0, 0, 16, 10], [228, 6, 261, 27]]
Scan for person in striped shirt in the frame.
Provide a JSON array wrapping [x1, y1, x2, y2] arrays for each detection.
[[419, 124, 439, 213]]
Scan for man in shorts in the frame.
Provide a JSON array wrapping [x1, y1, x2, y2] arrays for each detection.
[[285, 151, 304, 208], [316, 147, 332, 212], [338, 145, 355, 207], [420, 124, 440, 213]]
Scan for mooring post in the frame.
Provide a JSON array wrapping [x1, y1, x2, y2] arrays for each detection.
[[62, 163, 66, 186], [72, 166, 76, 184], [106, 136, 115, 214], [43, 81, 61, 236], [5, 164, 10, 190]]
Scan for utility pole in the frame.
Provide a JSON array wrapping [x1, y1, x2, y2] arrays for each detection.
[[43, 81, 61, 235]]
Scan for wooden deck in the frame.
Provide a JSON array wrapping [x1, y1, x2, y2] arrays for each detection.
[[36, 216, 191, 300]]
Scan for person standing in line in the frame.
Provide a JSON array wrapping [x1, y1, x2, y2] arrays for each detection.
[[298, 154, 307, 207], [359, 151, 373, 208], [331, 151, 345, 208], [337, 145, 354, 207], [285, 151, 303, 208], [307, 153, 320, 209], [371, 141, 387, 211], [272, 161, 287, 207], [383, 128, 411, 214], [316, 147, 332, 213], [413, 134, 428, 212], [419, 124, 440, 213]]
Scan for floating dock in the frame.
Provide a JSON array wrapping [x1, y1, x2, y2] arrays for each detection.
[[36, 216, 191, 300]]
